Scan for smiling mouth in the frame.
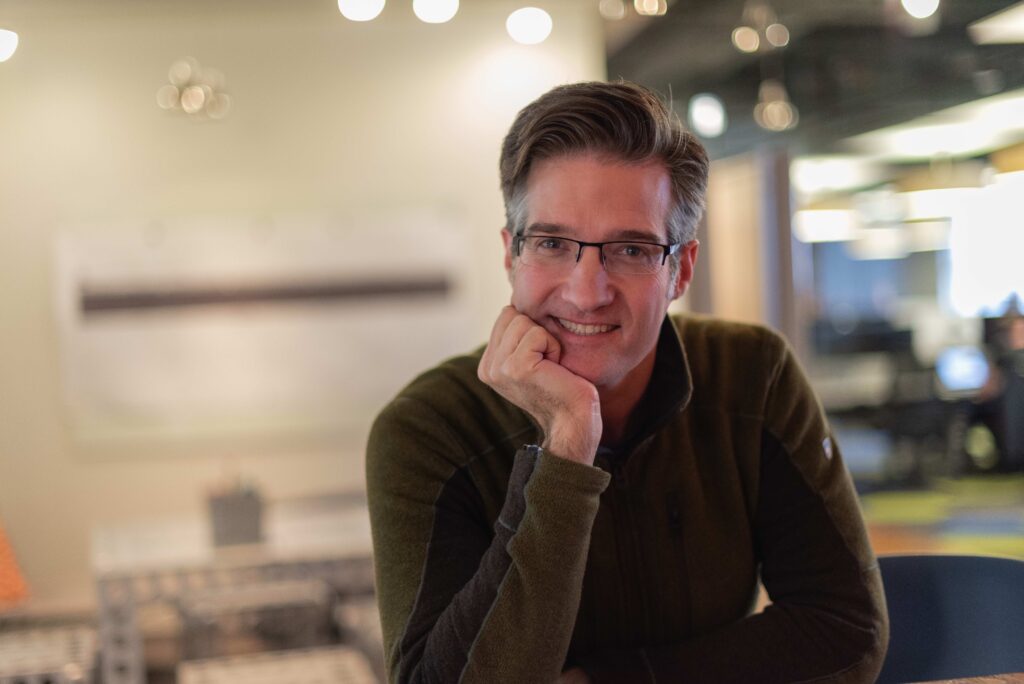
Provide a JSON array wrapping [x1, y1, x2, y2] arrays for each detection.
[[557, 318, 617, 336]]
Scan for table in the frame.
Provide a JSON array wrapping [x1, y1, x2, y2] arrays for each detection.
[[91, 493, 375, 684], [925, 676, 1024, 683]]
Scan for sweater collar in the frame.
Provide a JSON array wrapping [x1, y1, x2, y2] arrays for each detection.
[[613, 314, 693, 453]]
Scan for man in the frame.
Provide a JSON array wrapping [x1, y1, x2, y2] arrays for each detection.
[[367, 81, 888, 683]]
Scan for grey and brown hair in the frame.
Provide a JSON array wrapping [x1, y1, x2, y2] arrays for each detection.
[[499, 80, 710, 247]]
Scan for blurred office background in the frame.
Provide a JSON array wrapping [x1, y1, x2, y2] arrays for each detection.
[[0, 0, 1022, 681]]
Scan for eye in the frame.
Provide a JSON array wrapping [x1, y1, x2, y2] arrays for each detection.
[[611, 242, 655, 259], [533, 236, 568, 251]]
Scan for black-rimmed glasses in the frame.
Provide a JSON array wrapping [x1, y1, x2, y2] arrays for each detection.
[[513, 234, 680, 275]]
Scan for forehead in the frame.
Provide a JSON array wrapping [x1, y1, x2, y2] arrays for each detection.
[[524, 154, 673, 241]]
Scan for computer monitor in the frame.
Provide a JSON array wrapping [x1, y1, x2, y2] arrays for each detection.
[[935, 346, 989, 397]]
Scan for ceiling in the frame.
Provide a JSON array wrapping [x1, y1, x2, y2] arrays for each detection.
[[606, 0, 1024, 159]]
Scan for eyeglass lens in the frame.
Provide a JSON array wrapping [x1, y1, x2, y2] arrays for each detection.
[[517, 235, 668, 275]]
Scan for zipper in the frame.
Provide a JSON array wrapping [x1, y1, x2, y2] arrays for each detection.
[[665, 490, 693, 635], [613, 450, 658, 639]]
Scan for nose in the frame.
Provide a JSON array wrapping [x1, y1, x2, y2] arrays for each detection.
[[561, 244, 614, 311]]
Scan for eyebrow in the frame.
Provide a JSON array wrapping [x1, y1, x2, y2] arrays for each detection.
[[524, 223, 666, 243]]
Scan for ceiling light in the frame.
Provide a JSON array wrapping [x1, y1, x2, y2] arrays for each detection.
[[755, 100, 798, 130], [687, 93, 727, 138], [599, 0, 627, 21], [754, 79, 798, 131], [969, 1, 1024, 44], [731, 26, 759, 52], [506, 7, 552, 45], [765, 22, 789, 47], [0, 29, 18, 62], [847, 89, 1024, 160], [901, 0, 940, 20], [156, 85, 180, 110], [180, 86, 207, 115], [338, 0, 386, 22], [634, 0, 667, 17], [157, 57, 231, 120], [414, 0, 459, 24]]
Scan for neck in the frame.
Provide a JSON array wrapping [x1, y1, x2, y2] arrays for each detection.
[[597, 348, 657, 447]]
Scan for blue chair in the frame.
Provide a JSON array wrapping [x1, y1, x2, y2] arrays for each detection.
[[876, 554, 1024, 684]]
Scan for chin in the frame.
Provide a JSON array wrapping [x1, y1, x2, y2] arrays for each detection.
[[560, 355, 620, 388]]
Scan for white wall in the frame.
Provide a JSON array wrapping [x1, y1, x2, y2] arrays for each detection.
[[706, 154, 765, 324], [0, 0, 604, 609]]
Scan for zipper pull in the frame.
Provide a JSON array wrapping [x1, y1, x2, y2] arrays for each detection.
[[666, 491, 683, 537]]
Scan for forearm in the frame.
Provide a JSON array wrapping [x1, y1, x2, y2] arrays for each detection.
[[576, 573, 886, 684], [576, 428, 887, 683], [457, 450, 608, 681], [374, 445, 610, 684]]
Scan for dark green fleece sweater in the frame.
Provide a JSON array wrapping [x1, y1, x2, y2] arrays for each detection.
[[366, 315, 888, 683]]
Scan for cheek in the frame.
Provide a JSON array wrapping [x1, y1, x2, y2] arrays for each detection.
[[509, 269, 545, 311]]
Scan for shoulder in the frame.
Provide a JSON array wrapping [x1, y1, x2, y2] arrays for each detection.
[[671, 314, 790, 410], [672, 313, 787, 361], [367, 346, 531, 473], [392, 346, 489, 414]]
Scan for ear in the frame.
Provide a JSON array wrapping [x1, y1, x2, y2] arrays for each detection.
[[670, 240, 700, 300], [502, 228, 514, 280]]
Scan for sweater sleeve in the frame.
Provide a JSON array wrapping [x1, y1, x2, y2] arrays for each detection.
[[367, 396, 611, 684], [576, 340, 889, 684]]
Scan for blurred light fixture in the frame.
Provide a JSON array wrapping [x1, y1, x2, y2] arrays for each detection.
[[793, 209, 860, 243], [765, 22, 789, 47], [414, 0, 459, 24], [0, 29, 18, 62], [687, 93, 727, 138], [902, 187, 978, 221], [731, 26, 759, 52], [338, 0, 386, 22], [901, 0, 940, 20], [846, 226, 909, 260], [791, 156, 885, 196], [846, 89, 1024, 160], [854, 187, 907, 225], [732, 0, 788, 54], [156, 57, 231, 120], [753, 79, 798, 131], [969, 1, 1024, 44], [506, 7, 552, 45], [599, 0, 627, 21], [634, 0, 667, 17]]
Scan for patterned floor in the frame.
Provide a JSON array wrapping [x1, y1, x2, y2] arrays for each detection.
[[860, 475, 1024, 559]]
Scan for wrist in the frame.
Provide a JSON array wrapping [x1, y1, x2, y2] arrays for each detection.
[[541, 432, 597, 466]]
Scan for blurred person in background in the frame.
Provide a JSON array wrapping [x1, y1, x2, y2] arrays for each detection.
[[972, 309, 1024, 472], [367, 81, 888, 683]]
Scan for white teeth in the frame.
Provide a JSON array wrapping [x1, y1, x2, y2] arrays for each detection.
[[558, 318, 614, 336]]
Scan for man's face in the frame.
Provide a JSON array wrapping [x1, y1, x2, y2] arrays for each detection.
[[502, 153, 698, 394]]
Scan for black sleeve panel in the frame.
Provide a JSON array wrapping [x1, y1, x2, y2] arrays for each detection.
[[399, 450, 537, 683]]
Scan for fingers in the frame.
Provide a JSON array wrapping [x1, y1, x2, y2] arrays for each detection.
[[502, 324, 558, 378], [486, 305, 520, 353], [476, 307, 601, 464], [478, 307, 559, 384], [493, 313, 530, 360]]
